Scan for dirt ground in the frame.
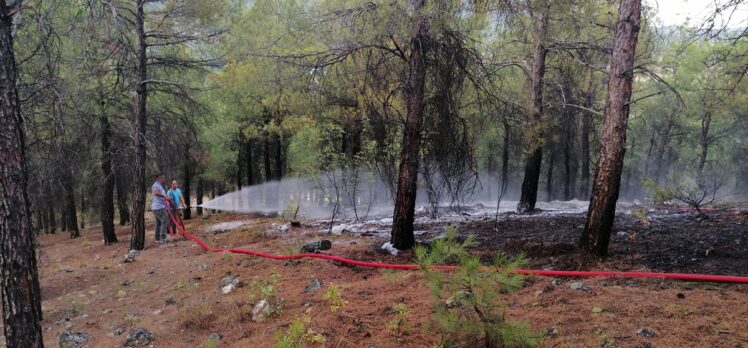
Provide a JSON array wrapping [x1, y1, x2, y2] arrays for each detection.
[[38, 207, 748, 348]]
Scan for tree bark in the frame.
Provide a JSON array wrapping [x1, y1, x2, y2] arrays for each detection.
[[236, 144, 244, 189], [697, 110, 711, 178], [182, 146, 192, 220], [62, 169, 80, 238], [99, 105, 117, 244], [79, 190, 85, 229], [46, 182, 56, 234], [390, 0, 428, 250], [653, 118, 674, 184], [131, 0, 148, 250], [263, 135, 272, 182], [518, 6, 549, 213], [196, 177, 203, 216], [0, 1, 45, 344], [581, 0, 641, 256], [245, 140, 254, 186], [579, 67, 594, 199], [115, 164, 130, 225]]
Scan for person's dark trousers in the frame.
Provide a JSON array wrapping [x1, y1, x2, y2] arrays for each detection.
[[153, 209, 168, 241]]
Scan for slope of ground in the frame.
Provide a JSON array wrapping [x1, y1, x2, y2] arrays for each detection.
[[38, 209, 747, 347]]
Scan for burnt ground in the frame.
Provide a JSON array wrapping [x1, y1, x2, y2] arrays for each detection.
[[441, 207, 748, 276], [33, 206, 748, 348]]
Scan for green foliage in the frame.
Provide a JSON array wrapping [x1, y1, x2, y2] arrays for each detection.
[[249, 272, 284, 315], [415, 227, 540, 348], [274, 313, 326, 348], [386, 303, 411, 336], [642, 178, 674, 204], [322, 284, 348, 313]]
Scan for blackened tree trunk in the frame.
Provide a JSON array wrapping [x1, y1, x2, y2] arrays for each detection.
[[653, 118, 674, 184], [62, 170, 80, 238], [46, 183, 56, 234], [182, 146, 192, 220], [0, 1, 45, 344], [80, 191, 85, 229], [546, 144, 555, 201], [697, 110, 712, 178], [391, 0, 428, 250], [579, 67, 594, 199], [517, 7, 549, 213], [581, 0, 641, 256], [99, 105, 117, 244], [196, 177, 203, 216], [245, 140, 254, 186], [115, 166, 130, 225], [131, 0, 148, 250], [263, 135, 272, 182], [236, 145, 244, 189], [274, 133, 283, 180]]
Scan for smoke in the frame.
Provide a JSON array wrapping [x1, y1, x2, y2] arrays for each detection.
[[199, 171, 561, 220]]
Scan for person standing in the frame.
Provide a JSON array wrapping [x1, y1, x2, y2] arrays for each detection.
[[151, 173, 170, 243], [166, 180, 186, 235]]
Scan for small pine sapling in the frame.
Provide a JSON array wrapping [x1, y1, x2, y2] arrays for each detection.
[[415, 227, 540, 348], [322, 284, 347, 312], [274, 313, 326, 348]]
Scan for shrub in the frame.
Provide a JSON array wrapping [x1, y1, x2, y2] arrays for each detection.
[[322, 284, 347, 313], [386, 303, 410, 335], [274, 313, 326, 348], [415, 227, 540, 348]]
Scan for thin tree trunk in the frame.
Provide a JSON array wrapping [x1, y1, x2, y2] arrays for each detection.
[[131, 0, 148, 250], [0, 2, 44, 344], [643, 129, 656, 179], [391, 0, 428, 250], [99, 100, 117, 244], [245, 140, 254, 186], [182, 146, 192, 220], [46, 182, 56, 234], [264, 135, 272, 182], [697, 110, 711, 178], [518, 6, 549, 213], [579, 67, 594, 199], [196, 177, 203, 216], [653, 118, 674, 184], [79, 190, 85, 229], [546, 141, 555, 201], [115, 165, 130, 225], [236, 144, 244, 189], [581, 0, 641, 256], [62, 169, 80, 238]]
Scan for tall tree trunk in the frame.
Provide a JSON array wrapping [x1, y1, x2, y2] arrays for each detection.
[[182, 146, 192, 220], [653, 118, 674, 184], [131, 0, 148, 250], [46, 183, 56, 234], [563, 106, 577, 200], [579, 67, 594, 199], [581, 0, 641, 256], [263, 135, 272, 182], [60, 203, 67, 232], [79, 190, 85, 229], [196, 177, 203, 216], [99, 105, 117, 244], [0, 2, 45, 344], [236, 144, 244, 189], [518, 6, 549, 213], [546, 141, 555, 201], [390, 0, 428, 250], [697, 110, 712, 178], [642, 129, 656, 179], [62, 169, 80, 238], [245, 140, 254, 186], [274, 133, 283, 180], [115, 165, 130, 225]]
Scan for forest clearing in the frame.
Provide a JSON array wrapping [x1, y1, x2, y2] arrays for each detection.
[[1, 0, 748, 347], [35, 206, 747, 347]]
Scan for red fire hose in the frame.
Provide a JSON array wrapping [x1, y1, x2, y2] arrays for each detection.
[[163, 202, 748, 284]]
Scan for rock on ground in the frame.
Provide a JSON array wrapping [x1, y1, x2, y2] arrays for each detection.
[[251, 300, 271, 322], [59, 331, 91, 348], [122, 250, 139, 263], [301, 240, 332, 253], [124, 327, 152, 347], [304, 278, 324, 293]]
